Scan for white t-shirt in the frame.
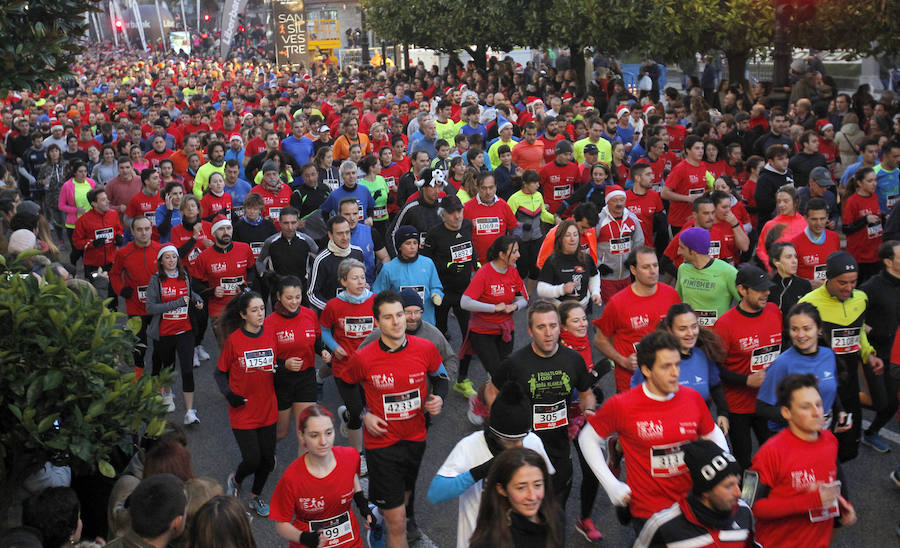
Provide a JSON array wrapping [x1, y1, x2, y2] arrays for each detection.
[[436, 431, 554, 548]]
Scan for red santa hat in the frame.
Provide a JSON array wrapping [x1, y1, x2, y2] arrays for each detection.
[[643, 104, 656, 116], [816, 119, 834, 134], [605, 185, 626, 203], [616, 105, 630, 119]]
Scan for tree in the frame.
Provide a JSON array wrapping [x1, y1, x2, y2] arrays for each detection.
[[361, 0, 528, 71], [0, 0, 98, 94], [0, 255, 169, 520]]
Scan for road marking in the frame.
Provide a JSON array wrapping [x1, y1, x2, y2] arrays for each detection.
[[862, 420, 900, 445]]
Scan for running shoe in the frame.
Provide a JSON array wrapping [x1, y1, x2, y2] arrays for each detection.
[[359, 452, 368, 477], [248, 497, 270, 517], [162, 389, 175, 413], [891, 465, 900, 488], [862, 432, 891, 453], [196, 344, 210, 361], [467, 394, 487, 426], [453, 378, 477, 398], [338, 405, 350, 438], [192, 348, 200, 368], [575, 517, 603, 541], [183, 409, 199, 425], [226, 473, 239, 497]]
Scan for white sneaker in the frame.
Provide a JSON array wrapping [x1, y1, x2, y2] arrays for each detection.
[[192, 348, 200, 368], [162, 390, 175, 413], [359, 452, 368, 477], [338, 405, 350, 438], [196, 344, 210, 361], [184, 409, 199, 425]]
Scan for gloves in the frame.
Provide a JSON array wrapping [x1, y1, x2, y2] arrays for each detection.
[[447, 262, 467, 274], [598, 264, 613, 276], [470, 458, 495, 482], [93, 238, 106, 247], [114, 234, 124, 246], [432, 294, 442, 306], [298, 531, 320, 548], [353, 491, 376, 527], [225, 391, 246, 408], [119, 286, 134, 299]]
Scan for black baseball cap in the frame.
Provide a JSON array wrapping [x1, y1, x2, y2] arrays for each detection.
[[440, 194, 464, 212], [584, 143, 599, 154], [736, 265, 775, 291]]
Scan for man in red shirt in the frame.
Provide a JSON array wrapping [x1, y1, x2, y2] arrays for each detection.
[[663, 196, 743, 274], [342, 291, 448, 548], [73, 188, 124, 304], [662, 135, 710, 233], [709, 190, 750, 264], [144, 135, 174, 169], [462, 173, 519, 264], [538, 116, 566, 165], [125, 168, 163, 241], [249, 161, 292, 230], [749, 374, 856, 547], [791, 198, 840, 287], [196, 216, 257, 347], [625, 163, 665, 253], [110, 216, 162, 376], [579, 330, 727, 534], [665, 109, 688, 158], [712, 265, 782, 470], [539, 139, 580, 215], [511, 121, 543, 171], [593, 246, 681, 394]]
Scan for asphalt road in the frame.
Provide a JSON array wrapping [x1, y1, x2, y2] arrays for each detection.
[[169, 303, 900, 548]]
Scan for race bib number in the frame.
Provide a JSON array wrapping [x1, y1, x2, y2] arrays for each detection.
[[533, 400, 567, 431], [450, 241, 473, 263], [250, 242, 264, 257], [137, 285, 148, 303], [343, 316, 374, 338], [651, 183, 662, 193], [220, 276, 244, 296], [750, 344, 780, 372], [888, 194, 898, 211], [867, 223, 882, 239], [383, 389, 421, 420], [688, 187, 705, 197], [95, 227, 114, 241], [384, 177, 396, 191], [309, 511, 354, 547], [419, 232, 427, 248], [373, 206, 387, 218], [832, 327, 861, 354], [695, 310, 717, 327], [475, 217, 501, 235], [269, 207, 282, 221], [399, 285, 425, 303], [162, 305, 188, 320], [143, 211, 157, 225], [553, 184, 572, 200], [324, 179, 339, 191], [233, 205, 244, 218], [708, 240, 721, 258], [809, 500, 840, 523], [813, 264, 827, 281], [651, 442, 687, 477], [609, 236, 631, 255], [243, 348, 275, 371], [188, 247, 202, 262]]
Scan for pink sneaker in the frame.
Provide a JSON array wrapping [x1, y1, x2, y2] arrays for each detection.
[[576, 517, 603, 542]]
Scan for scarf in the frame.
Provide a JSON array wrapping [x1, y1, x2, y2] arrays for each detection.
[[560, 329, 592, 371], [339, 288, 373, 304], [328, 239, 351, 257]]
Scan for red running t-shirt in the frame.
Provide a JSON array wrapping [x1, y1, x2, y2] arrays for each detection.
[[588, 384, 715, 519], [196, 242, 255, 317], [320, 294, 377, 380], [664, 160, 710, 227], [463, 197, 519, 264], [265, 307, 320, 371], [158, 275, 192, 337], [217, 327, 279, 430], [842, 192, 882, 264], [463, 262, 527, 329], [270, 446, 362, 548], [791, 229, 840, 283]]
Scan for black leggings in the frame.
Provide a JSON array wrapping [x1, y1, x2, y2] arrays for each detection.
[[191, 303, 209, 347], [232, 423, 277, 496], [154, 331, 196, 392], [864, 358, 899, 435], [335, 377, 365, 429], [66, 227, 83, 266], [516, 239, 541, 280], [131, 315, 154, 371], [469, 331, 514, 378], [728, 412, 771, 470], [573, 435, 601, 519], [436, 292, 472, 379]]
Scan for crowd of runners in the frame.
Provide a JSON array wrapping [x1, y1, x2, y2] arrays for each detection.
[[2, 45, 900, 548]]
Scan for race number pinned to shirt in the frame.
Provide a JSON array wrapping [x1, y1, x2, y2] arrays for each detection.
[[143, 212, 157, 225], [832, 327, 861, 354], [343, 316, 374, 338], [384, 177, 396, 191], [750, 344, 780, 372], [609, 237, 632, 255], [450, 241, 473, 263], [813, 264, 827, 282], [695, 310, 717, 327], [373, 205, 388, 218], [309, 511, 355, 547], [220, 276, 244, 296], [688, 188, 705, 197], [533, 400, 568, 431], [162, 305, 189, 321], [553, 185, 572, 200], [137, 285, 148, 303], [95, 227, 114, 241], [888, 194, 898, 211], [233, 205, 245, 218], [399, 285, 426, 303], [383, 389, 421, 420], [708, 240, 721, 259], [269, 207, 282, 222], [356, 200, 364, 220], [250, 242, 264, 257], [324, 179, 339, 191], [650, 442, 687, 477], [475, 217, 501, 235], [867, 223, 883, 239], [243, 348, 275, 371]]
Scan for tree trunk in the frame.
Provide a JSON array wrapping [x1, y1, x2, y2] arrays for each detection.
[[726, 49, 750, 95], [464, 44, 488, 71], [570, 44, 586, 96]]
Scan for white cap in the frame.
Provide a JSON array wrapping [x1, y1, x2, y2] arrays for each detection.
[[211, 217, 232, 233]]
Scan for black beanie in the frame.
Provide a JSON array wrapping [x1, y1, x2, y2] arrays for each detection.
[[825, 250, 858, 280], [682, 440, 742, 495], [488, 382, 533, 440]]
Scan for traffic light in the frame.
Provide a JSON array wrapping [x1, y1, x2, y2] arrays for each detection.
[[203, 13, 210, 21]]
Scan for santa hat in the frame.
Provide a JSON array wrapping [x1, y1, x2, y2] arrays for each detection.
[[816, 119, 834, 134], [562, 92, 573, 102], [605, 185, 626, 203], [526, 96, 543, 107], [211, 215, 232, 234], [643, 104, 656, 116], [616, 105, 630, 119]]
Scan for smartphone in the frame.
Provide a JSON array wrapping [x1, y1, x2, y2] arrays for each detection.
[[838, 412, 853, 428], [740, 470, 760, 505]]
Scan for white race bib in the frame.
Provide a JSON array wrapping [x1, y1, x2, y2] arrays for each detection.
[[813, 264, 827, 281], [343, 316, 374, 338], [269, 207, 282, 221], [162, 305, 188, 320], [250, 242, 264, 256], [609, 236, 631, 255], [450, 241, 473, 263], [143, 211, 157, 225], [532, 400, 567, 431], [475, 217, 501, 235], [650, 442, 687, 477], [384, 176, 396, 191], [95, 227, 114, 241], [383, 388, 421, 420], [695, 310, 718, 327], [553, 184, 572, 200], [708, 240, 721, 259], [137, 285, 148, 303], [888, 194, 898, 211], [399, 285, 426, 304], [243, 348, 275, 371], [750, 344, 780, 372], [867, 223, 882, 239], [688, 187, 705, 197], [373, 206, 387, 218], [309, 511, 354, 547], [325, 179, 339, 191], [832, 327, 861, 354], [220, 276, 243, 295]]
